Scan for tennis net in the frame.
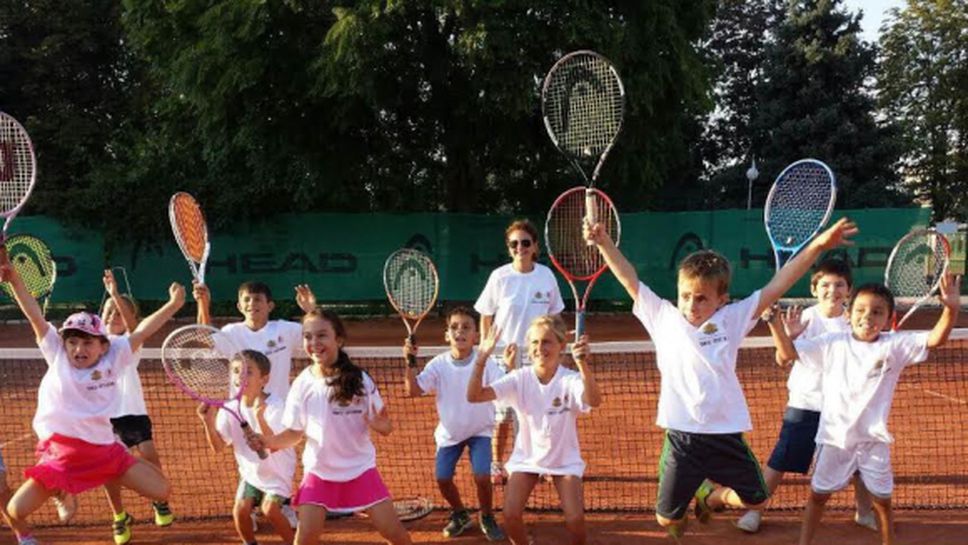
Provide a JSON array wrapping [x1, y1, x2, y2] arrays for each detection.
[[0, 330, 966, 526]]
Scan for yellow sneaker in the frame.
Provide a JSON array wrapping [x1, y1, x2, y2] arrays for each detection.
[[112, 512, 133, 545], [152, 501, 174, 527]]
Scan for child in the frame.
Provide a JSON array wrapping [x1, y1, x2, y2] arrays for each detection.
[[247, 308, 412, 545], [197, 349, 297, 545], [402, 306, 506, 540], [0, 254, 184, 543], [467, 315, 602, 545], [1, 447, 35, 545], [772, 278, 960, 545], [475, 219, 564, 483], [585, 217, 857, 538], [100, 269, 175, 545], [736, 259, 874, 533]]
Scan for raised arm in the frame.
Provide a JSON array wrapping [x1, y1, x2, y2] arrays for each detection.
[[196, 404, 226, 453], [767, 307, 799, 365], [586, 221, 639, 300], [927, 272, 961, 348], [295, 284, 317, 315], [467, 325, 500, 403], [193, 282, 211, 325], [104, 269, 137, 332], [757, 218, 858, 316], [0, 252, 49, 341], [128, 283, 186, 352], [402, 337, 424, 397], [572, 335, 602, 408]]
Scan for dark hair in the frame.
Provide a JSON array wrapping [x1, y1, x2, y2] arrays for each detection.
[[812, 258, 853, 288], [238, 281, 273, 302], [445, 305, 478, 327], [237, 349, 272, 377], [505, 219, 540, 246], [849, 283, 895, 316], [61, 329, 109, 344], [302, 307, 363, 404]]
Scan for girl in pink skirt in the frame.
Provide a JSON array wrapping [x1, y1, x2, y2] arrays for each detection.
[[249, 308, 411, 545]]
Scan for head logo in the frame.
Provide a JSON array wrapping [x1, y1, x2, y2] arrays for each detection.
[[701, 323, 718, 335], [552, 397, 562, 408], [91, 370, 102, 381], [267, 340, 277, 348], [338, 399, 351, 407]]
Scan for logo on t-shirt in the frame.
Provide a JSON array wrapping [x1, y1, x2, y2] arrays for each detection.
[[267, 339, 277, 348], [91, 370, 102, 381], [552, 396, 561, 407], [867, 359, 888, 379], [701, 323, 718, 334]]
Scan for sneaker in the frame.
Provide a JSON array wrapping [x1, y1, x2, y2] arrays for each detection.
[[734, 510, 761, 533], [854, 511, 878, 532], [113, 513, 134, 545], [52, 491, 77, 523], [480, 513, 506, 541], [18, 536, 40, 545], [152, 501, 173, 527], [666, 518, 687, 543], [693, 480, 720, 524], [490, 462, 507, 486], [282, 503, 298, 528], [442, 509, 472, 538]]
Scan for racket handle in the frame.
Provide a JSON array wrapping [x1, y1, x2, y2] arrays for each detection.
[[241, 422, 269, 460], [575, 310, 585, 341], [407, 334, 417, 368], [584, 189, 597, 246]]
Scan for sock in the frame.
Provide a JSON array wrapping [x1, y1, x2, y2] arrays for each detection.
[[114, 511, 128, 522]]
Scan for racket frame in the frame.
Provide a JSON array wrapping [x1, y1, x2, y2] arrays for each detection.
[[544, 186, 622, 340], [161, 324, 268, 459], [168, 192, 211, 284], [763, 158, 837, 270], [0, 113, 38, 260], [382, 249, 440, 366], [885, 228, 951, 330]]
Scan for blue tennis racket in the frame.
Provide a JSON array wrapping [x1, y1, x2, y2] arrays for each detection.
[[764, 159, 837, 270]]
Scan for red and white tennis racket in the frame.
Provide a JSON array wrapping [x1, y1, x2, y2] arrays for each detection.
[[168, 192, 210, 284], [545, 186, 621, 339], [383, 249, 439, 367], [0, 112, 37, 260], [161, 324, 268, 459], [885, 228, 950, 330]]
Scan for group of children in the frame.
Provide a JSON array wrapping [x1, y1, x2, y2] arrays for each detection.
[[0, 212, 960, 545]]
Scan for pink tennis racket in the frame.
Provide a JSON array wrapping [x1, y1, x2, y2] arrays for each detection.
[[161, 324, 267, 459], [0, 112, 37, 261]]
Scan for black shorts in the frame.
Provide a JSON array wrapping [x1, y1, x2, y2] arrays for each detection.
[[656, 430, 769, 520], [111, 414, 154, 448], [767, 407, 820, 474]]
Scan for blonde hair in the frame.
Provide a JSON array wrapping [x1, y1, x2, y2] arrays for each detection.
[[526, 314, 568, 344], [678, 250, 731, 294]]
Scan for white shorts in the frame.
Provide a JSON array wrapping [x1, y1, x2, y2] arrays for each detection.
[[812, 442, 893, 498]]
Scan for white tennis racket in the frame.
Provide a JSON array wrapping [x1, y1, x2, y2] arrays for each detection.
[[885, 228, 950, 330], [0, 113, 37, 261], [764, 159, 837, 270]]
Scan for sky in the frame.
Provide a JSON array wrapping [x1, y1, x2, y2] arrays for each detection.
[[843, 0, 905, 42]]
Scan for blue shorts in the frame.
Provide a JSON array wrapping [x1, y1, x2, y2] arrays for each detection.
[[767, 407, 821, 474], [435, 436, 492, 480]]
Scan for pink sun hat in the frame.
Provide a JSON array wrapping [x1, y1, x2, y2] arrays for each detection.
[[59, 312, 108, 338]]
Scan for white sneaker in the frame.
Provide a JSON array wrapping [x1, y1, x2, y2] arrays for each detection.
[[250, 510, 259, 532], [52, 491, 77, 523], [734, 510, 761, 533], [854, 511, 878, 532], [282, 503, 298, 529], [18, 537, 40, 545]]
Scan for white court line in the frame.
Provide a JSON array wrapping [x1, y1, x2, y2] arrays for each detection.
[[924, 389, 967, 405]]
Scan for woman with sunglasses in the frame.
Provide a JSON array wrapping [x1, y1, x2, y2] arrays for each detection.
[[474, 219, 564, 485]]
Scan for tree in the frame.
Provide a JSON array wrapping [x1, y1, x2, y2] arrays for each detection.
[[879, 0, 968, 221], [750, 0, 908, 209]]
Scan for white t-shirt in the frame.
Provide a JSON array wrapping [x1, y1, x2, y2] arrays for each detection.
[[795, 331, 929, 449], [416, 349, 505, 448], [283, 365, 384, 481], [216, 396, 297, 498], [490, 365, 590, 476], [110, 334, 147, 417], [33, 324, 136, 444], [221, 320, 303, 401], [632, 282, 761, 433], [474, 263, 564, 355], [786, 305, 851, 411]]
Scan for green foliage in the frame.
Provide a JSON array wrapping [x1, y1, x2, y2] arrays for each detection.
[[879, 0, 968, 221]]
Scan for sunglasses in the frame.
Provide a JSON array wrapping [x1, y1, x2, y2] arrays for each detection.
[[508, 239, 533, 249]]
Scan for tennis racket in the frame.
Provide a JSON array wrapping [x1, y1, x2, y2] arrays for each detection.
[[885, 228, 950, 330], [0, 113, 38, 261], [0, 234, 56, 312], [383, 248, 439, 367], [545, 186, 621, 340], [161, 324, 268, 459], [541, 50, 625, 234], [169, 192, 210, 284], [764, 159, 837, 270]]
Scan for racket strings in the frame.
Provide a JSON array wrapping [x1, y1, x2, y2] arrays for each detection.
[[384, 250, 438, 318], [163, 327, 236, 403], [887, 232, 948, 302], [766, 163, 834, 247], [546, 190, 619, 279], [0, 117, 36, 211], [544, 54, 623, 157], [0, 235, 55, 300], [170, 194, 208, 262]]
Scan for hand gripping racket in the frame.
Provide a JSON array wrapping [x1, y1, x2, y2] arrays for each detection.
[[764, 159, 837, 270], [169, 192, 210, 284], [885, 228, 950, 330], [0, 234, 56, 312], [0, 113, 38, 261], [383, 249, 439, 367], [162, 324, 268, 459], [542, 50, 625, 236], [545, 186, 621, 340]]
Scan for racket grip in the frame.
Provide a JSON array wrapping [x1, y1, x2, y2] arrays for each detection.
[[406, 334, 417, 368], [584, 189, 597, 246], [575, 311, 585, 341], [241, 422, 269, 460]]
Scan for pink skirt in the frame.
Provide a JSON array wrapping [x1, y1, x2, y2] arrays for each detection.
[[293, 467, 390, 512], [25, 434, 137, 494]]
